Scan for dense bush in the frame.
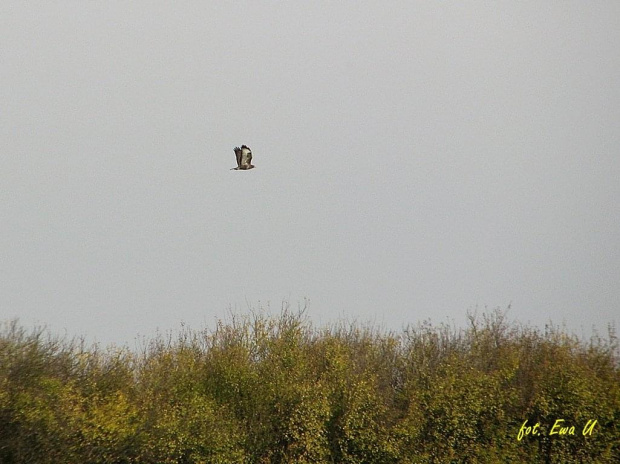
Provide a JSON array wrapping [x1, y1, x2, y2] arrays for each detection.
[[0, 308, 618, 463]]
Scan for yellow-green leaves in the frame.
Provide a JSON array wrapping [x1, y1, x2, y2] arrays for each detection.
[[1, 311, 618, 463]]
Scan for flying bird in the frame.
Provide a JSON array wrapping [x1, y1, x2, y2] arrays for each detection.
[[231, 145, 255, 170]]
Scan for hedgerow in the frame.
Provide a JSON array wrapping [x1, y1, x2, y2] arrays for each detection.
[[0, 308, 618, 463]]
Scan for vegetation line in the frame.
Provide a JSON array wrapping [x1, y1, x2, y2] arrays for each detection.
[[1, 308, 618, 463]]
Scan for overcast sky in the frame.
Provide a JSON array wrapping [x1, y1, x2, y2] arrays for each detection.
[[2, 1, 619, 346]]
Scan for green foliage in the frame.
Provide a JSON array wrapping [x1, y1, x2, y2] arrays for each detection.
[[0, 309, 618, 463]]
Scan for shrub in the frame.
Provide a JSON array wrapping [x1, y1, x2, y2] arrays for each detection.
[[0, 309, 618, 463]]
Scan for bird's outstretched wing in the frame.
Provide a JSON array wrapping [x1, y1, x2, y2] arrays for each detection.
[[233, 147, 242, 169]]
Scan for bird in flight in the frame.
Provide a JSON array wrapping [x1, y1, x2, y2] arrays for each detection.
[[231, 145, 255, 170]]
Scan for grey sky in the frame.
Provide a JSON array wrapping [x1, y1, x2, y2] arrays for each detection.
[[2, 1, 619, 346]]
